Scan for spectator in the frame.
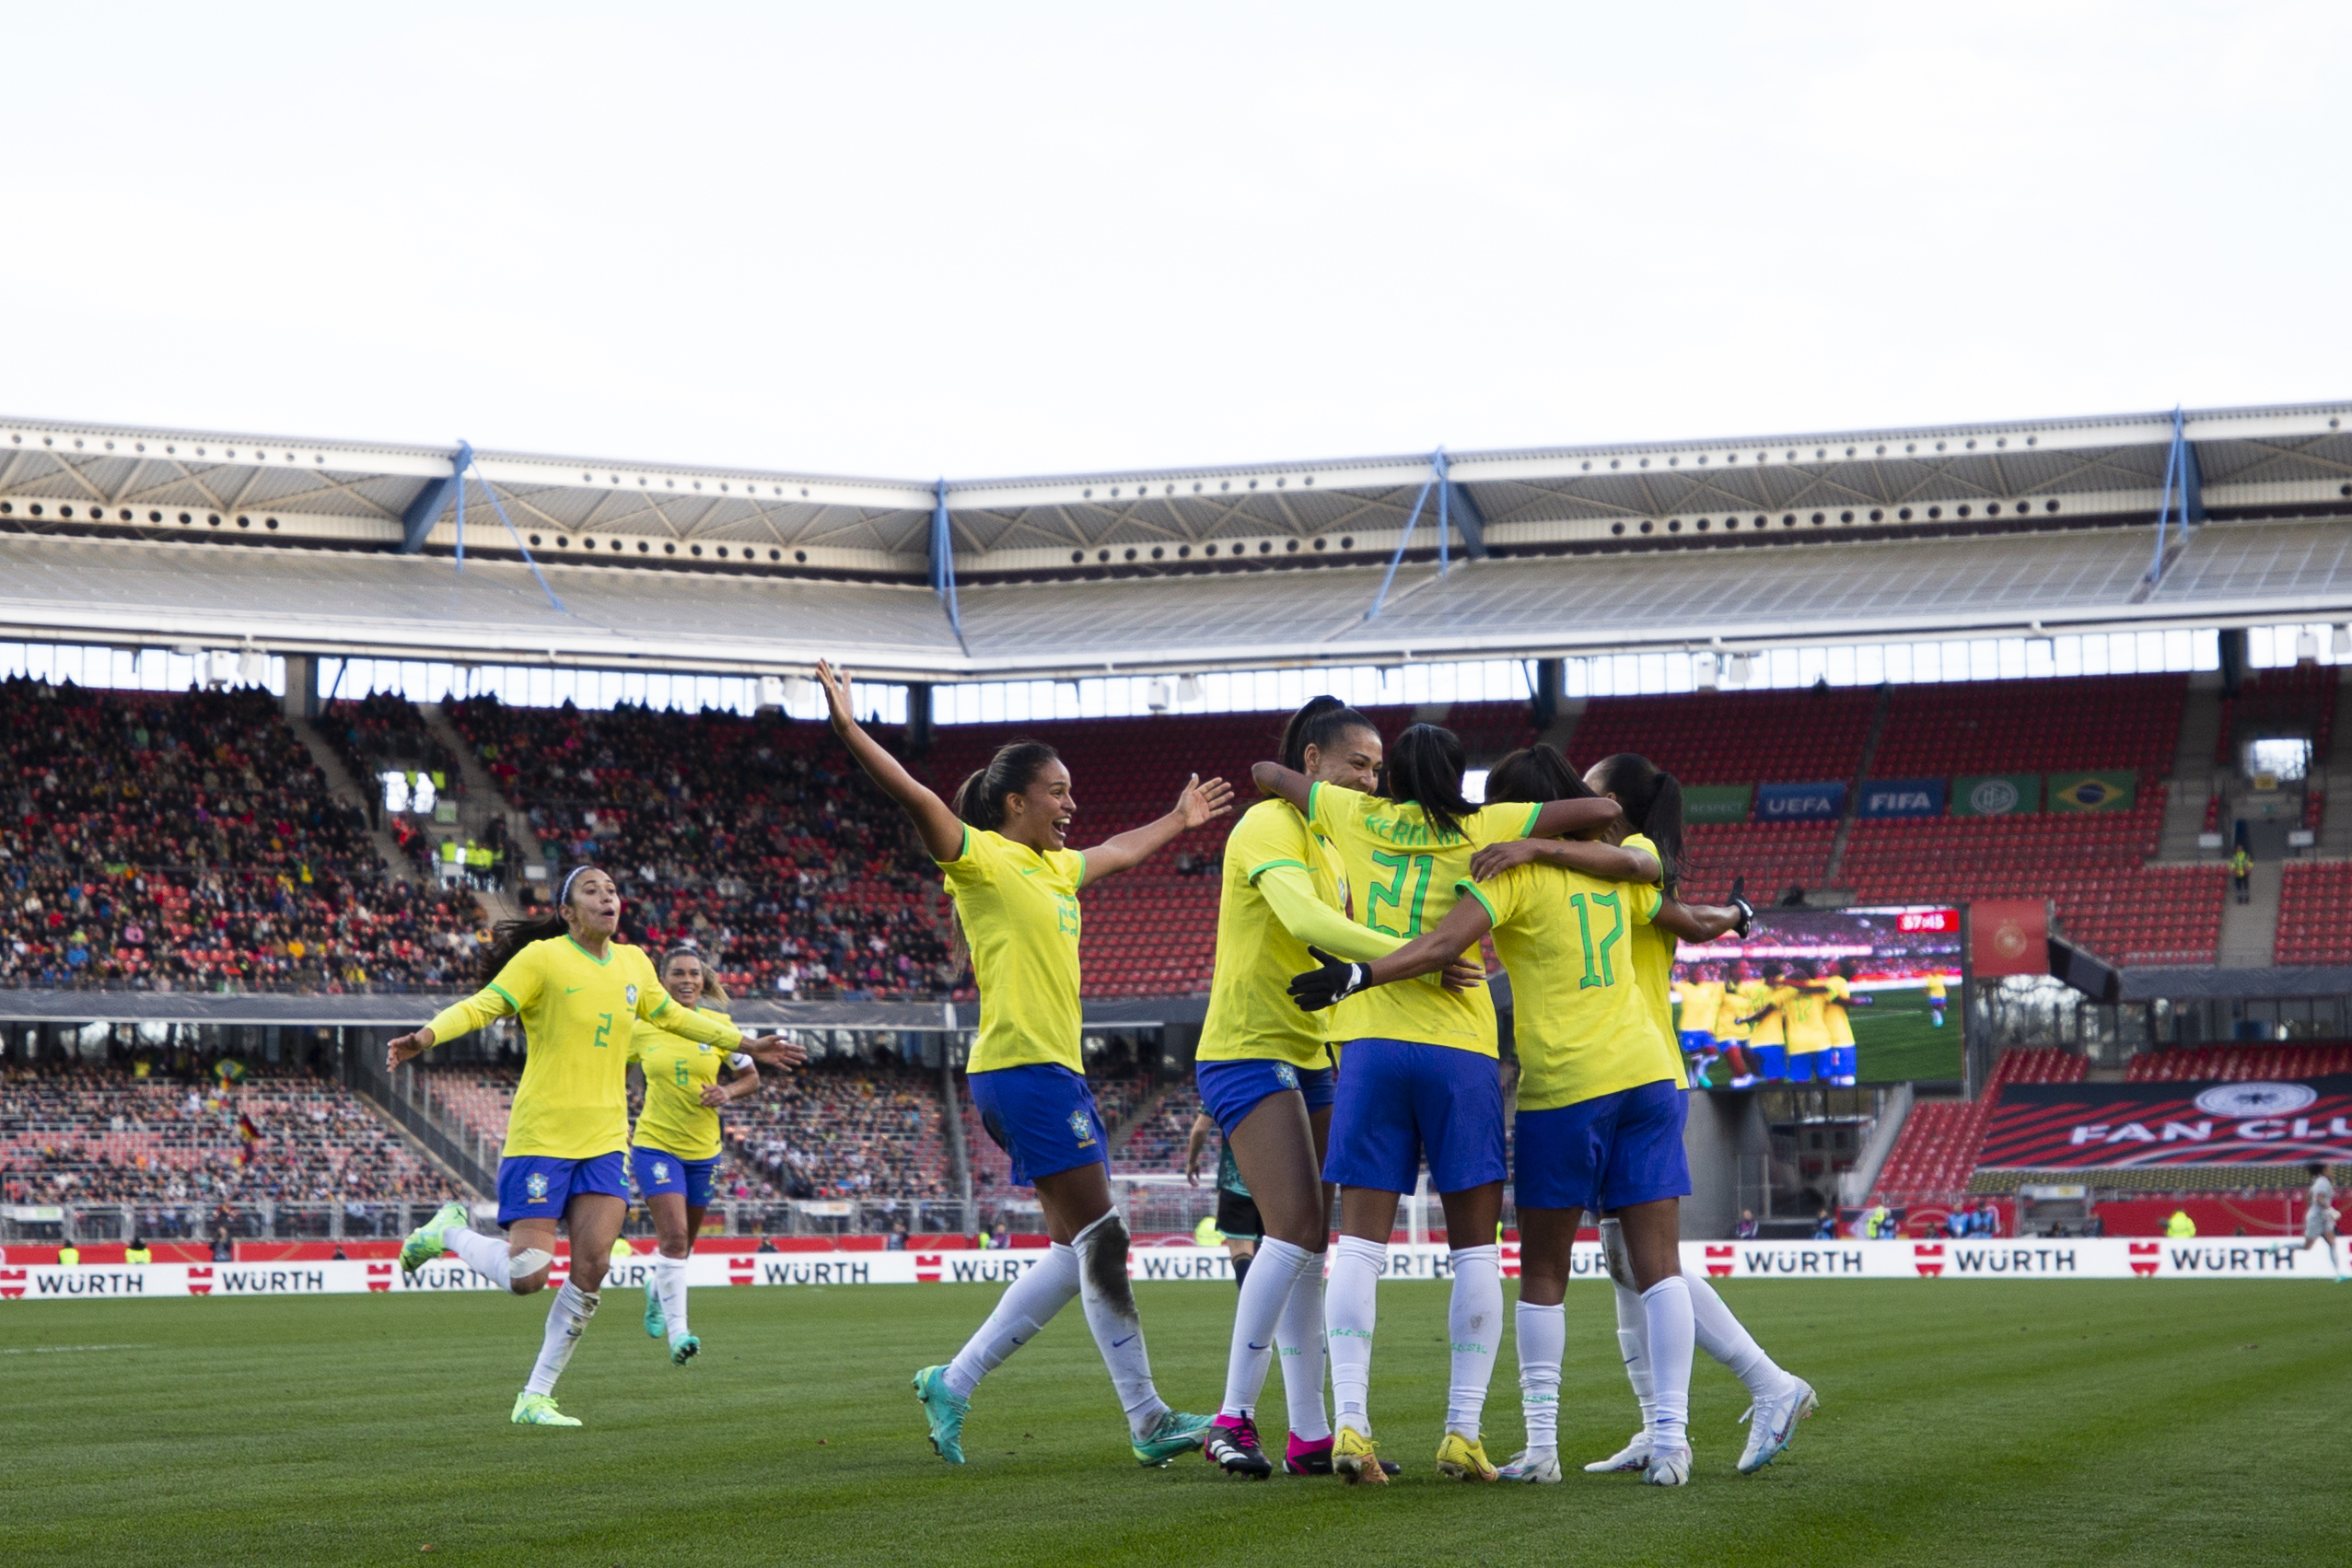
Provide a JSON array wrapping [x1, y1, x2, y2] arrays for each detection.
[[2230, 843, 2253, 905], [1733, 1209, 1759, 1239], [1811, 1207, 1837, 1240], [2167, 1208, 2197, 1238]]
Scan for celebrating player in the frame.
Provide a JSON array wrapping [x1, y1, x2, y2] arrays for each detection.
[[1193, 696, 1476, 1479], [1811, 958, 1871, 1086], [389, 866, 800, 1426], [1253, 725, 1619, 1483], [813, 659, 1233, 1469], [1676, 964, 1727, 1086], [2302, 1163, 2343, 1281], [631, 944, 763, 1366]]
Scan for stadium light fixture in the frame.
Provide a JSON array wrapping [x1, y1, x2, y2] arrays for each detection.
[[1694, 650, 1720, 689], [2335, 624, 2350, 659], [1176, 674, 1203, 707], [1728, 652, 1752, 686], [2296, 629, 2321, 664]]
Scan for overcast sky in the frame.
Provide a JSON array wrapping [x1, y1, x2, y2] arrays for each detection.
[[6, 4, 2346, 480]]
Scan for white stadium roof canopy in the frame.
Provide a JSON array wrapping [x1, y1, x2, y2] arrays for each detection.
[[0, 401, 2346, 683]]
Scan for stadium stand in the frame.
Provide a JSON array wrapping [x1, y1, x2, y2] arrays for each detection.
[[1114, 1081, 1202, 1176], [0, 1062, 437, 1207], [2215, 664, 2336, 768], [1871, 1050, 2087, 1202], [2124, 1042, 2352, 1082], [0, 679, 484, 991], [1566, 687, 1879, 786], [317, 692, 475, 883], [1869, 675, 2185, 779], [2275, 862, 2352, 965]]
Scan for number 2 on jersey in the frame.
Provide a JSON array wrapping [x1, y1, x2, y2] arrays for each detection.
[[1367, 850, 1436, 936], [1568, 890, 1624, 989]]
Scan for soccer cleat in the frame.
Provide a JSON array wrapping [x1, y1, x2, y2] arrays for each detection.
[[1202, 1413, 1274, 1479], [1642, 1443, 1694, 1486], [1332, 1425, 1388, 1486], [509, 1391, 580, 1427], [1585, 1431, 1654, 1473], [1434, 1431, 1498, 1481], [669, 1332, 700, 1367], [1737, 1376, 1818, 1473], [1498, 1446, 1563, 1483], [1132, 1408, 1217, 1467], [399, 1202, 468, 1274], [1285, 1433, 1336, 1474], [644, 1275, 667, 1340], [911, 1365, 969, 1465]]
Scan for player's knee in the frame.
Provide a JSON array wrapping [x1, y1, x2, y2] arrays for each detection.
[[508, 1247, 553, 1294]]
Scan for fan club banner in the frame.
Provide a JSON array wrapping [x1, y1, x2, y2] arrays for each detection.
[[1981, 1077, 2352, 1168], [3, 1240, 2339, 1301]]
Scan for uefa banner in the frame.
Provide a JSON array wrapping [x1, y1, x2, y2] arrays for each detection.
[[5, 1239, 2340, 1301], [1982, 1078, 2352, 1168]]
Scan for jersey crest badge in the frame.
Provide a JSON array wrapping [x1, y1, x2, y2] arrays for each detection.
[[1274, 1063, 1298, 1090], [1069, 1109, 1096, 1146], [624, 983, 640, 1007], [525, 1171, 550, 1202], [653, 1160, 671, 1183]]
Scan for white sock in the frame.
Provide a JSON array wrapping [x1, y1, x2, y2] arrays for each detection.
[[1613, 1280, 1656, 1426], [447, 1225, 513, 1289], [1514, 1300, 1565, 1450], [944, 1241, 1080, 1400], [1220, 1237, 1314, 1421], [1324, 1234, 1385, 1432], [1445, 1244, 1502, 1438], [656, 1254, 691, 1341], [1684, 1267, 1788, 1403], [1276, 1264, 1331, 1443], [1641, 1275, 1694, 1451], [1071, 1212, 1166, 1439], [523, 1281, 597, 1397]]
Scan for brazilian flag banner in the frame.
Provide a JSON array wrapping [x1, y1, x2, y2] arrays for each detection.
[[1951, 773, 2042, 817], [1682, 784, 1753, 824], [2048, 771, 2137, 813]]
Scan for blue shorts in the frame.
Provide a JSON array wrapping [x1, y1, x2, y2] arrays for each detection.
[[1826, 1046, 1858, 1081], [1513, 1079, 1692, 1214], [1196, 1058, 1337, 1138], [969, 1063, 1108, 1187], [1750, 1043, 1788, 1080], [1785, 1050, 1824, 1084], [1322, 1038, 1506, 1195], [497, 1151, 629, 1225], [1679, 1030, 1717, 1052], [631, 1144, 719, 1207]]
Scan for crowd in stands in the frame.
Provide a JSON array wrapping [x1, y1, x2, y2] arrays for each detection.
[[0, 1061, 437, 1208], [0, 679, 484, 992], [318, 691, 472, 884]]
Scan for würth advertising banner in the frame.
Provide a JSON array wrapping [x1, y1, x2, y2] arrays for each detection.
[[1981, 1078, 2352, 1169]]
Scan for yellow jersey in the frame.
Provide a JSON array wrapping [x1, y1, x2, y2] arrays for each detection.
[[1821, 974, 1857, 1047], [1745, 981, 1791, 1046], [1199, 800, 1354, 1068], [1677, 980, 1725, 1040], [1784, 987, 1834, 1053], [1620, 832, 1688, 1091], [1926, 976, 1948, 1002], [1461, 865, 1669, 1110], [425, 936, 740, 1159], [1307, 782, 1540, 1057], [629, 1009, 753, 1161], [1713, 980, 1754, 1041], [940, 826, 1087, 1074]]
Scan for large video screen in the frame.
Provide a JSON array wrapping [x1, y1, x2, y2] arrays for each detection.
[[1671, 904, 1963, 1086]]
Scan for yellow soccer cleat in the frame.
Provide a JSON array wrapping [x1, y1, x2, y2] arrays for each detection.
[[1435, 1430, 1498, 1481], [1333, 1424, 1388, 1486], [509, 1391, 581, 1427]]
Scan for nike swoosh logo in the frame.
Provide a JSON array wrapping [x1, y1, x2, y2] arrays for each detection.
[[1019, 867, 1041, 876], [1248, 1342, 1269, 1351], [565, 986, 584, 993], [1112, 1334, 1137, 1348]]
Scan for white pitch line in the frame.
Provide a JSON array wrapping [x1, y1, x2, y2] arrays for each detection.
[[0, 1342, 153, 1355]]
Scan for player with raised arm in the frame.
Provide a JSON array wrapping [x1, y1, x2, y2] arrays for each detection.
[[1253, 726, 1619, 1484], [1193, 696, 1477, 1479], [389, 866, 800, 1426], [2302, 1163, 2343, 1281], [631, 943, 763, 1365], [1811, 958, 1871, 1086], [813, 660, 1234, 1469]]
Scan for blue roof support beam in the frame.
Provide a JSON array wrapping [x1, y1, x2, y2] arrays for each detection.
[[931, 478, 968, 654], [2146, 407, 2205, 591], [399, 442, 472, 554], [1443, 466, 1488, 560]]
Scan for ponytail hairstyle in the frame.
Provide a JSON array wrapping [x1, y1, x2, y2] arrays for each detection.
[[1384, 724, 1475, 843], [952, 740, 1062, 830], [1482, 743, 1593, 807], [1588, 752, 1688, 896], [660, 944, 728, 1007], [1278, 693, 1377, 773], [480, 862, 603, 984]]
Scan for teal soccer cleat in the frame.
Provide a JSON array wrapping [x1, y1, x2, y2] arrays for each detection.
[[644, 1274, 667, 1340], [670, 1332, 700, 1366], [399, 1202, 468, 1274], [912, 1365, 969, 1465], [1132, 1408, 1216, 1467]]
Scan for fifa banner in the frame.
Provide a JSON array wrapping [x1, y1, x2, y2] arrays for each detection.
[[1857, 778, 1948, 819], [2048, 771, 2137, 813], [1682, 784, 1753, 824], [1753, 781, 1846, 822], [7, 1238, 2341, 1300], [1981, 1077, 2352, 1170], [1951, 773, 2042, 817]]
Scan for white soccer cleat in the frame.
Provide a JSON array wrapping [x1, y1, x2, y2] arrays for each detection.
[[1737, 1376, 1818, 1473], [1642, 1443, 1693, 1486], [1584, 1431, 1653, 1473], [1497, 1446, 1563, 1483]]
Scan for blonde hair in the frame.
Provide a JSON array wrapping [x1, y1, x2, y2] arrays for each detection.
[[661, 947, 728, 1006]]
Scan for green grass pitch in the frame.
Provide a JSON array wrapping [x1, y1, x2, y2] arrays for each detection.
[[6, 1279, 2346, 1567], [1854, 990, 1962, 1083]]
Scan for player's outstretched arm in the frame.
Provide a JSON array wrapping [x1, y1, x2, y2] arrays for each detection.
[[817, 659, 964, 863], [1655, 896, 1752, 943], [385, 1026, 437, 1072], [1469, 837, 1659, 885], [1288, 898, 1494, 1011], [1527, 796, 1631, 840], [1250, 760, 1310, 810], [1080, 772, 1235, 883]]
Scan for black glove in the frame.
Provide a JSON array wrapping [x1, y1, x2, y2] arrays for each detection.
[[1288, 947, 1372, 1012], [1729, 896, 1755, 937]]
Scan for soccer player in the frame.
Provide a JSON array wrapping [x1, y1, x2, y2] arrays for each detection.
[[1776, 961, 1835, 1085], [1738, 962, 1793, 1081], [388, 866, 799, 1426], [1193, 696, 1477, 1479], [1676, 965, 1726, 1086], [1253, 726, 1620, 1484], [1926, 971, 1949, 1027], [1812, 958, 1871, 1086], [1186, 1111, 1262, 1287], [631, 943, 762, 1365], [2302, 1163, 2343, 1281], [813, 659, 1232, 1468]]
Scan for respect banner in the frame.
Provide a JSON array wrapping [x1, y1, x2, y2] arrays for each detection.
[[1682, 784, 1754, 824], [1981, 1077, 2352, 1168]]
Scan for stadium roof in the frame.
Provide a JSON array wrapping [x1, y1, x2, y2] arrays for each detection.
[[1, 401, 2348, 680]]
